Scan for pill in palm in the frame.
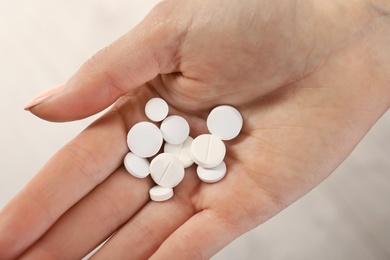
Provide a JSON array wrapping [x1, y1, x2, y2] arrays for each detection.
[[127, 122, 163, 158], [125, 99, 243, 201], [123, 152, 150, 178], [145, 97, 169, 122], [150, 153, 185, 188], [149, 185, 174, 202], [160, 115, 190, 145], [207, 105, 243, 140], [164, 136, 194, 168], [197, 161, 227, 183], [191, 134, 226, 168]]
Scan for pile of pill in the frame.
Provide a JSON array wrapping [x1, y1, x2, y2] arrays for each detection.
[[124, 98, 243, 202]]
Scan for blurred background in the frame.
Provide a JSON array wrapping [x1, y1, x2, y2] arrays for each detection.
[[0, 1, 389, 259]]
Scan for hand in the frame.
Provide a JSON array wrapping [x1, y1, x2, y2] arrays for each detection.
[[1, 0, 389, 258]]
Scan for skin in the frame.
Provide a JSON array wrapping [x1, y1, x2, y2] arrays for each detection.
[[1, 0, 390, 259]]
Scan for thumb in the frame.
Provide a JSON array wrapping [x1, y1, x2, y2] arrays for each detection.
[[25, 2, 183, 122]]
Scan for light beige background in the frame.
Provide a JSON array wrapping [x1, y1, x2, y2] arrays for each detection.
[[0, 1, 389, 259]]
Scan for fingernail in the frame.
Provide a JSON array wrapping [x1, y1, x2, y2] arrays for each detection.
[[24, 84, 66, 111]]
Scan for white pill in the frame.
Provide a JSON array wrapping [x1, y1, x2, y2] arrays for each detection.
[[123, 152, 150, 178], [145, 98, 169, 122], [191, 134, 226, 168], [164, 136, 194, 168], [149, 185, 174, 202], [207, 105, 243, 140], [160, 115, 190, 145], [197, 161, 227, 183], [127, 122, 163, 158], [150, 153, 185, 188]]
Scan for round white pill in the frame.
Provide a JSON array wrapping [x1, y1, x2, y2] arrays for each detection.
[[149, 185, 174, 202], [123, 152, 150, 178], [127, 122, 163, 158], [150, 153, 185, 188], [160, 115, 190, 145], [197, 161, 227, 183], [145, 98, 169, 122], [191, 134, 226, 168], [207, 105, 243, 140], [164, 136, 194, 168]]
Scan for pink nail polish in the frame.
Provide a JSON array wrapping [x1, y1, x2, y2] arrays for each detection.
[[24, 84, 66, 111]]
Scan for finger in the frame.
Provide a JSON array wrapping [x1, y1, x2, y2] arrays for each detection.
[[148, 164, 276, 260], [0, 86, 161, 259], [92, 201, 192, 260], [0, 108, 130, 259], [149, 210, 243, 259], [25, 1, 187, 122], [19, 167, 153, 259], [91, 170, 200, 259]]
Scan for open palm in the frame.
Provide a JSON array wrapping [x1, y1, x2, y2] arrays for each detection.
[[1, 0, 390, 259]]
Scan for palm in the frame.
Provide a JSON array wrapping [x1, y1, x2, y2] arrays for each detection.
[[71, 69, 338, 258], [87, 82, 286, 259]]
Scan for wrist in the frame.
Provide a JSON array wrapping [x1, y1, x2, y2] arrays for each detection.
[[325, 0, 390, 109], [365, 0, 390, 110]]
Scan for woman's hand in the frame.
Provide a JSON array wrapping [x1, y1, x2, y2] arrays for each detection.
[[1, 0, 389, 259]]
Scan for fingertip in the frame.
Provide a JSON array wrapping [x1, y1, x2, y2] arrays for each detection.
[[24, 84, 66, 111]]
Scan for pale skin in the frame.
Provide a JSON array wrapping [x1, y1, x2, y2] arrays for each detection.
[[1, 0, 390, 259]]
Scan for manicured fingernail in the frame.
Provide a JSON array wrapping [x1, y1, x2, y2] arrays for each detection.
[[24, 84, 66, 111]]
